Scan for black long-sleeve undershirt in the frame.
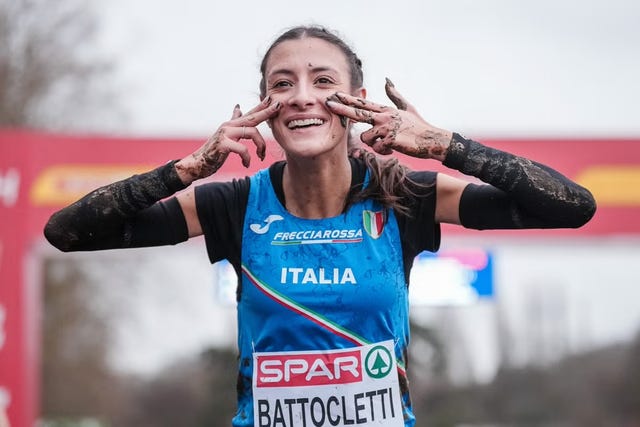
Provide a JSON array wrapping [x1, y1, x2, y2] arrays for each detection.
[[43, 135, 597, 257], [444, 133, 596, 230]]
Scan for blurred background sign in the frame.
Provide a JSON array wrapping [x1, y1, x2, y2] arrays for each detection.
[[409, 249, 493, 306]]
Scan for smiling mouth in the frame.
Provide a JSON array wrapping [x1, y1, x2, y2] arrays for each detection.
[[287, 118, 326, 129]]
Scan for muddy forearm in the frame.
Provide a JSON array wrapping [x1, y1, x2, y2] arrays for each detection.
[[44, 160, 188, 251], [443, 133, 596, 228]]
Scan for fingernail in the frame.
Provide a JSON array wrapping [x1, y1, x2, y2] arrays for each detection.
[[263, 95, 272, 105], [273, 101, 281, 109], [234, 104, 240, 110], [385, 77, 395, 87]]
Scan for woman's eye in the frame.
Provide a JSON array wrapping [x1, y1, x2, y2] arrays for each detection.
[[316, 77, 334, 85], [272, 80, 292, 89]]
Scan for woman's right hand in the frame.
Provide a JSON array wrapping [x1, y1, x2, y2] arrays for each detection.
[[175, 96, 281, 184]]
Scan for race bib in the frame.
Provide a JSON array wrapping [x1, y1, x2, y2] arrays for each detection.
[[253, 340, 404, 426]]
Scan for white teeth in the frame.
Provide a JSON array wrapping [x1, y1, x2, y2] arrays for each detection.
[[287, 118, 325, 129]]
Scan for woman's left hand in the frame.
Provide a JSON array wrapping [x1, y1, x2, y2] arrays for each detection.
[[325, 79, 453, 161]]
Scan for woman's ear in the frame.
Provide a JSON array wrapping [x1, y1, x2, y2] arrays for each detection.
[[355, 87, 367, 99]]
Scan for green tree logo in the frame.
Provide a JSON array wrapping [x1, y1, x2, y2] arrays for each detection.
[[364, 345, 393, 379]]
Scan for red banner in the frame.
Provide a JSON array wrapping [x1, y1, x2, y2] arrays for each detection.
[[1, 129, 639, 426]]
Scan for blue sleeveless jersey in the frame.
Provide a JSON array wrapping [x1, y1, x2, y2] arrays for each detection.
[[234, 168, 414, 427]]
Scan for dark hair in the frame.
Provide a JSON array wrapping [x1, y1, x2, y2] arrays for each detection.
[[260, 25, 428, 216]]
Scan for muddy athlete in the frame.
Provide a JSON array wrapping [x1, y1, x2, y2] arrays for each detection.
[[45, 25, 596, 427]]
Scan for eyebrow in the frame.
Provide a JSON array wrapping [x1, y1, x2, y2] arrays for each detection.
[[267, 65, 339, 79]]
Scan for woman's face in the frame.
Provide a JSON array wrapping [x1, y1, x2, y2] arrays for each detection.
[[263, 37, 364, 159]]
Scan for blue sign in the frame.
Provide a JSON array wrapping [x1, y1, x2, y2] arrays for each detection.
[[409, 248, 494, 306]]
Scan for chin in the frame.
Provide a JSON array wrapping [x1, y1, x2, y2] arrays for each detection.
[[291, 138, 349, 160], [275, 129, 348, 159], [284, 145, 336, 160]]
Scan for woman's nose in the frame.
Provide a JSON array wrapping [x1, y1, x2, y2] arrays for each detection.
[[287, 83, 316, 108]]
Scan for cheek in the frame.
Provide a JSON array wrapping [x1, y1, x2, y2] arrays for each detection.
[[268, 109, 283, 127], [330, 121, 351, 144], [267, 90, 287, 103]]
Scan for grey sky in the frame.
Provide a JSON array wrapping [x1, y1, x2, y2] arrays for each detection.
[[95, 0, 640, 138]]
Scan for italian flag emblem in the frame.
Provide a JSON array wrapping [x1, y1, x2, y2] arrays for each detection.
[[363, 209, 386, 239]]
